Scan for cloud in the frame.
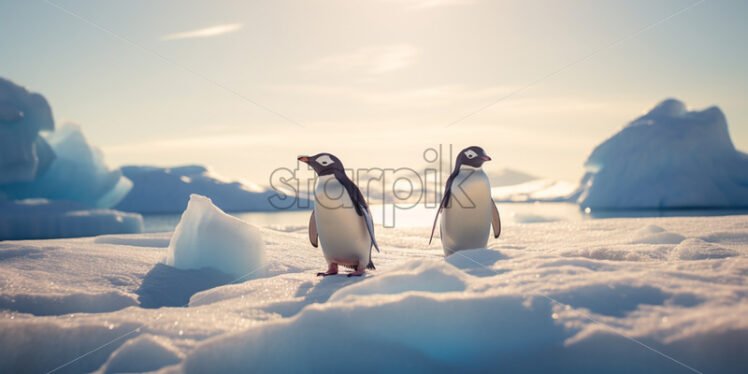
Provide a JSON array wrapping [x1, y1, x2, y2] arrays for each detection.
[[161, 23, 243, 41], [268, 83, 519, 108], [102, 133, 269, 154], [301, 44, 418, 74], [269, 83, 641, 118]]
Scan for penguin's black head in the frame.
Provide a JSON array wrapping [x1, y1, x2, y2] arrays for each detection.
[[456, 146, 492, 168], [298, 153, 344, 175]]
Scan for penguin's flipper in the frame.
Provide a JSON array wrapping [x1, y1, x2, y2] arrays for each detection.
[[333, 170, 379, 252], [491, 200, 501, 239], [333, 170, 366, 216], [429, 165, 462, 246], [362, 207, 380, 253], [428, 192, 449, 245], [308, 211, 318, 248]]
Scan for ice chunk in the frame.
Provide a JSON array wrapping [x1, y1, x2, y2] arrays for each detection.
[[0, 199, 143, 240], [0, 123, 133, 208], [165, 194, 265, 278], [578, 98, 748, 209], [0, 77, 55, 184]]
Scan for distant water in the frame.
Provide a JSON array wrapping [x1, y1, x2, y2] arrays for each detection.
[[142, 202, 748, 233]]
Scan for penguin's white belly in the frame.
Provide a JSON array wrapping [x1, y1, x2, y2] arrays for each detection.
[[313, 176, 371, 265], [440, 168, 492, 256]]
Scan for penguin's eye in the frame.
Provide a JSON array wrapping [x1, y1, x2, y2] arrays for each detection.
[[464, 150, 478, 159], [315, 155, 335, 166]]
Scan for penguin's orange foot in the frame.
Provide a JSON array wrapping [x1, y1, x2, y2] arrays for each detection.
[[346, 263, 366, 277], [317, 263, 338, 277]]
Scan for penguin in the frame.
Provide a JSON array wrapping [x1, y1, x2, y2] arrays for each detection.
[[298, 153, 379, 277], [429, 146, 501, 256]]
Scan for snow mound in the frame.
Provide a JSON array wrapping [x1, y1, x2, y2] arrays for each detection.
[[100, 334, 182, 374], [671, 238, 738, 260], [630, 224, 685, 244], [165, 194, 265, 278], [445, 248, 509, 276], [550, 283, 670, 317], [0, 199, 143, 240], [116, 165, 306, 213], [578, 98, 748, 209], [183, 294, 563, 373], [329, 261, 467, 301], [0, 77, 55, 184], [0, 320, 142, 374]]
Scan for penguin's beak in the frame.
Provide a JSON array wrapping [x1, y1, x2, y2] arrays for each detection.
[[298, 156, 310, 163], [481, 155, 492, 161]]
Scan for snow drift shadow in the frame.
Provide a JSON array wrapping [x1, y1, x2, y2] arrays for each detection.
[[0, 320, 142, 374], [0, 247, 45, 261], [100, 334, 183, 374], [550, 284, 701, 317], [263, 275, 369, 318], [136, 263, 234, 308], [445, 248, 509, 277], [564, 327, 748, 374], [0, 291, 137, 316]]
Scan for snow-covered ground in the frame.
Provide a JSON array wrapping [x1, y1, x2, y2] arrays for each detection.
[[1, 213, 746, 373]]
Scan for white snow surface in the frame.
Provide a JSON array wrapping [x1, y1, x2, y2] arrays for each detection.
[[0, 215, 746, 373], [165, 194, 265, 278], [578, 99, 748, 209]]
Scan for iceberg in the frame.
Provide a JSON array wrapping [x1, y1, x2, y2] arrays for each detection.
[[578, 99, 748, 209], [0, 77, 55, 184], [1, 123, 133, 208], [164, 194, 265, 278], [116, 165, 305, 213], [0, 77, 142, 239], [0, 199, 143, 240]]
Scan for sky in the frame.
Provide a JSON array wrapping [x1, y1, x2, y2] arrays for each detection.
[[1, 0, 747, 185]]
